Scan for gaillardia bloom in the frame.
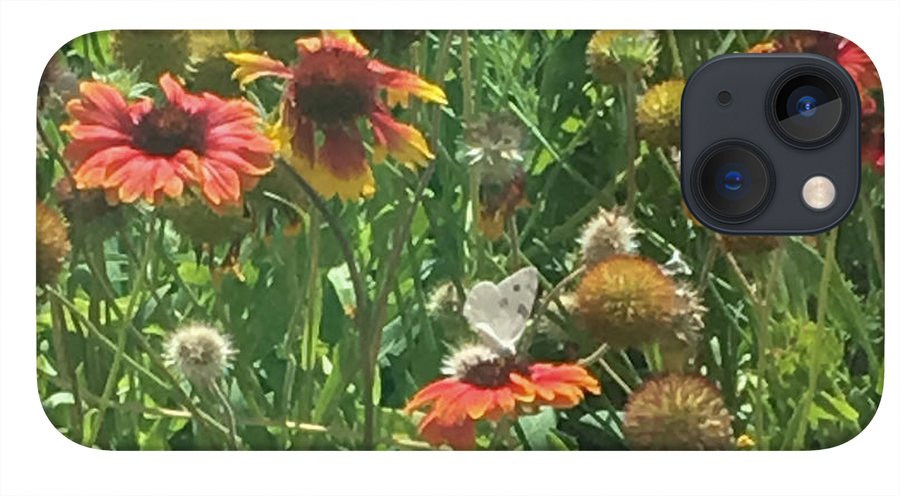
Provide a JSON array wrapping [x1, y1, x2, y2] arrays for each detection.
[[624, 374, 733, 450], [226, 31, 447, 200], [405, 344, 600, 449], [579, 206, 639, 268], [36, 202, 71, 287], [575, 254, 678, 349], [63, 73, 273, 208]]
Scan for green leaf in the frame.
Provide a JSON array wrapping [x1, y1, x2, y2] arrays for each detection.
[[517, 407, 557, 450]]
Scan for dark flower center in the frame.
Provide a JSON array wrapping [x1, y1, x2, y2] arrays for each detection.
[[292, 49, 377, 125], [133, 106, 206, 156], [461, 355, 530, 388]]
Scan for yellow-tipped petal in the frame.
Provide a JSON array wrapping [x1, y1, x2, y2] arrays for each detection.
[[224, 52, 292, 87]]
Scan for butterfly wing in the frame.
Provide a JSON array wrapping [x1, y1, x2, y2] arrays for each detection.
[[463, 267, 540, 354]]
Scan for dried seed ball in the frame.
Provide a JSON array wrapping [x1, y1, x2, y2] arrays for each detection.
[[110, 30, 191, 81], [161, 194, 252, 247], [624, 374, 733, 450], [575, 254, 677, 349], [637, 79, 686, 149], [164, 323, 236, 386], [188, 30, 253, 97], [586, 30, 659, 85], [36, 202, 71, 286], [720, 235, 782, 256], [579, 206, 639, 268]]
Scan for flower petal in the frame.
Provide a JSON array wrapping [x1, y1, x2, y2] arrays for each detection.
[[369, 59, 448, 107], [369, 111, 434, 169], [225, 52, 293, 87]]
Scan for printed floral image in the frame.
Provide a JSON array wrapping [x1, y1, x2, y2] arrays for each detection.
[[36, 30, 883, 451]]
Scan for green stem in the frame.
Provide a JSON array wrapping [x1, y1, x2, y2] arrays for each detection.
[[88, 217, 157, 446], [666, 30, 685, 79], [462, 30, 483, 277], [623, 72, 640, 216], [210, 381, 242, 450], [859, 193, 884, 284], [792, 228, 838, 449], [746, 246, 785, 450]]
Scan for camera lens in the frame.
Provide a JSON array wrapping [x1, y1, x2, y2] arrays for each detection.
[[771, 69, 846, 146], [695, 141, 773, 222]]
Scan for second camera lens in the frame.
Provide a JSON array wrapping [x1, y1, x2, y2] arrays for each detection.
[[771, 69, 846, 146]]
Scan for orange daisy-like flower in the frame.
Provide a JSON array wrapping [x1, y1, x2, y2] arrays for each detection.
[[405, 345, 600, 449], [63, 73, 274, 207], [226, 30, 447, 200]]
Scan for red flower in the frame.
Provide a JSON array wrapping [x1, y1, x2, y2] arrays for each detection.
[[226, 31, 447, 200], [63, 73, 273, 207], [405, 345, 600, 449]]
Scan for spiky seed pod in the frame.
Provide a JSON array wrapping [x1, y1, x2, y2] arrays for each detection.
[[624, 374, 734, 450], [720, 235, 782, 256], [160, 194, 252, 247], [575, 254, 677, 349], [164, 324, 236, 386], [579, 206, 640, 268], [110, 30, 191, 81], [464, 112, 527, 186], [36, 202, 71, 287], [188, 30, 252, 97], [54, 179, 123, 243], [637, 79, 686, 149], [586, 30, 659, 85], [250, 30, 319, 62], [660, 282, 708, 372]]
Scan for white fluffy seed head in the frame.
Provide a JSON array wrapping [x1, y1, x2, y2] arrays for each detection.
[[164, 323, 236, 386], [440, 343, 502, 378], [579, 206, 640, 267]]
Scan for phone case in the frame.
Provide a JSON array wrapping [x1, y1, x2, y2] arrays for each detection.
[[35, 30, 884, 451]]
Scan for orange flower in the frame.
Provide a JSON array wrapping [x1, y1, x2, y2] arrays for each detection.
[[226, 31, 447, 200], [405, 345, 600, 449], [63, 73, 273, 207]]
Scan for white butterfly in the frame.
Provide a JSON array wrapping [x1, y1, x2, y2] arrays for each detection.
[[463, 267, 540, 356]]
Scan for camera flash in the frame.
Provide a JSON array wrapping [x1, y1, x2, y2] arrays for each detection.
[[802, 176, 836, 211]]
